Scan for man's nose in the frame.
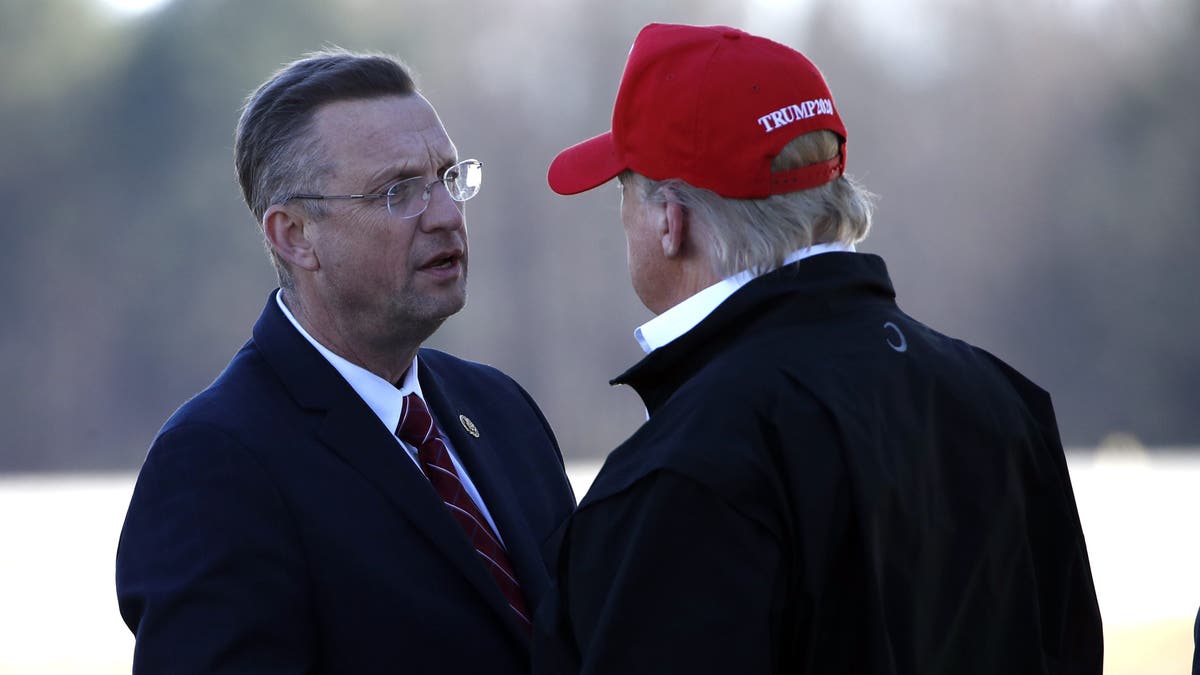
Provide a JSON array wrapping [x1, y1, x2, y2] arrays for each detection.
[[419, 182, 464, 231]]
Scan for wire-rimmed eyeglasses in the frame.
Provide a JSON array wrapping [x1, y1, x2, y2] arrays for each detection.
[[284, 159, 482, 219]]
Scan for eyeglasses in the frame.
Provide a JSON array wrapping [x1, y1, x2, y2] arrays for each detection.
[[284, 159, 482, 219]]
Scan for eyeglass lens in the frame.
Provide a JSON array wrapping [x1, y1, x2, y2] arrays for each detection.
[[386, 159, 482, 218]]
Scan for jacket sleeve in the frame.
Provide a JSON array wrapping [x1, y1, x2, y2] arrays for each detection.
[[559, 471, 785, 675], [116, 423, 314, 674], [984, 352, 1104, 671]]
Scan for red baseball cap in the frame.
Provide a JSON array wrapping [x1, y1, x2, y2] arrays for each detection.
[[548, 23, 847, 199]]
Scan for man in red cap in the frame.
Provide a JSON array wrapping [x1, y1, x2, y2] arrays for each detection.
[[535, 23, 1102, 674]]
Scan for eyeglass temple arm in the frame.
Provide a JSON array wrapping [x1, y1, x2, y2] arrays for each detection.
[[288, 193, 385, 201]]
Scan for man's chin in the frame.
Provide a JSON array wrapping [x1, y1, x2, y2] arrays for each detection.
[[423, 288, 468, 323]]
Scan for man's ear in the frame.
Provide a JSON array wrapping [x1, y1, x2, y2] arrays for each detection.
[[263, 204, 319, 272], [661, 198, 689, 259]]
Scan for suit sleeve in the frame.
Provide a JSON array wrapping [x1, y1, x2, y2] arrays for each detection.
[[1193, 606, 1200, 675], [116, 424, 314, 674], [512, 378, 568, 469], [561, 471, 784, 675]]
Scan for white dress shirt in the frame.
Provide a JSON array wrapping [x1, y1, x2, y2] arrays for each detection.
[[276, 292, 503, 539], [634, 242, 856, 354]]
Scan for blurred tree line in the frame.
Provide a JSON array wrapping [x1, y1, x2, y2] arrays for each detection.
[[0, 0, 1196, 472]]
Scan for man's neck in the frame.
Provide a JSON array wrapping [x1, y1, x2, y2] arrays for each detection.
[[279, 288, 422, 385], [655, 262, 720, 316]]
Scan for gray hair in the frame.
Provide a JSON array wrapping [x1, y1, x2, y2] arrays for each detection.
[[625, 130, 875, 278], [234, 49, 417, 289]]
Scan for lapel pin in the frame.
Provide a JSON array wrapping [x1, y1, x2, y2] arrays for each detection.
[[459, 414, 480, 438]]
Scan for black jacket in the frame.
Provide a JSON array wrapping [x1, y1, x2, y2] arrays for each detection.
[[535, 253, 1102, 674]]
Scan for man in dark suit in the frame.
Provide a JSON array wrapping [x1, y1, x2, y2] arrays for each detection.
[[1193, 606, 1199, 674], [116, 50, 575, 674], [535, 23, 1102, 674]]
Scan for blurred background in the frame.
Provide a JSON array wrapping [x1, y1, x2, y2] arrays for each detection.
[[0, 0, 1196, 672]]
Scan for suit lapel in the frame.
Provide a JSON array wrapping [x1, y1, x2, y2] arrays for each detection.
[[314, 401, 526, 635], [420, 356, 545, 641], [251, 291, 527, 643]]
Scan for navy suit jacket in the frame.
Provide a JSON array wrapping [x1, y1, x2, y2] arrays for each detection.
[[117, 291, 576, 674]]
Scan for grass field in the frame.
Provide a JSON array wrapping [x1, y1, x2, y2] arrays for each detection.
[[0, 451, 1194, 673]]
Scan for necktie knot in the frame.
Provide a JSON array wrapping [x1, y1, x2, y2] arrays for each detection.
[[396, 393, 436, 447]]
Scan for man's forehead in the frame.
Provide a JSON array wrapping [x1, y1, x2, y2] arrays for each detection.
[[312, 94, 457, 174]]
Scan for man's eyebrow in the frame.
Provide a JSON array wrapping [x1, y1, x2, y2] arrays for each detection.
[[365, 163, 422, 190], [365, 155, 459, 190]]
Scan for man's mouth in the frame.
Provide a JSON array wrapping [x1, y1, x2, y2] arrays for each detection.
[[419, 250, 464, 271]]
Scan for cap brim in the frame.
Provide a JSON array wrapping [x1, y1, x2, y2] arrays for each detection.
[[547, 131, 625, 195]]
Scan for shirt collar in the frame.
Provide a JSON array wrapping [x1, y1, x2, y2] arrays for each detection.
[[634, 242, 856, 354], [276, 291, 420, 433]]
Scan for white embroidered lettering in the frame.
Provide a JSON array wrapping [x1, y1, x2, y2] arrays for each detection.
[[756, 98, 835, 133]]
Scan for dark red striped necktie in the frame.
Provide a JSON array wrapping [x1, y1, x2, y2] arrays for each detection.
[[395, 393, 531, 632]]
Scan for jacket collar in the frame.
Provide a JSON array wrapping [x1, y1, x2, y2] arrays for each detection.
[[612, 253, 896, 415]]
